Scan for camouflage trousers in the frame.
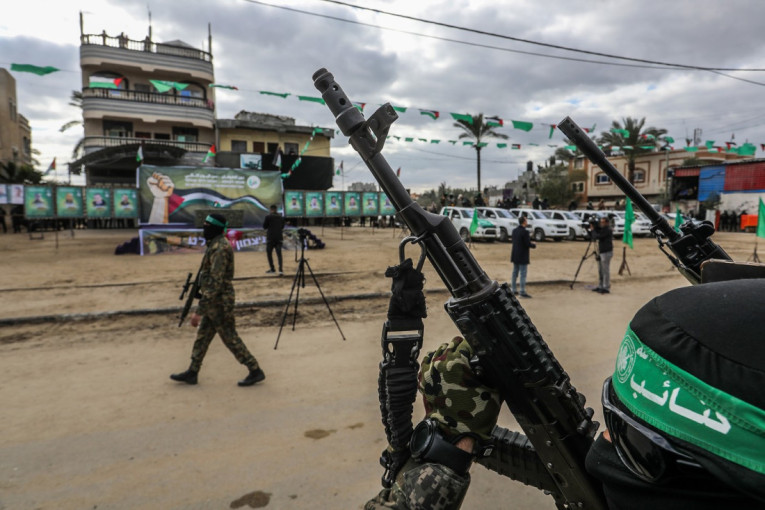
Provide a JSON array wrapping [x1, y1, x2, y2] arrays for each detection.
[[365, 459, 470, 510], [190, 304, 258, 372]]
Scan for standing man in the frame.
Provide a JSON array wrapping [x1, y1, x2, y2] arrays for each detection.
[[170, 213, 265, 387], [510, 215, 535, 298], [590, 216, 613, 294], [263, 204, 285, 276]]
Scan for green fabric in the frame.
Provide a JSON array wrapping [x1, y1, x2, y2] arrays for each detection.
[[205, 215, 227, 227], [497, 143, 507, 148], [209, 84, 238, 90], [469, 209, 479, 236], [149, 80, 188, 92], [664, 136, 675, 143], [90, 79, 117, 89], [757, 198, 765, 239], [476, 142, 488, 148], [10, 63, 59, 75], [623, 198, 634, 249], [462, 141, 473, 146], [511, 120, 533, 132], [297, 95, 325, 104], [611, 128, 629, 137], [259, 91, 290, 98], [684, 147, 699, 152], [450, 113, 473, 124], [391, 105, 407, 113], [674, 206, 682, 232], [613, 327, 765, 475], [420, 110, 439, 120]]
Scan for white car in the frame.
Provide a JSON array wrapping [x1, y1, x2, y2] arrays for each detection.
[[475, 207, 519, 242], [509, 208, 568, 242], [439, 206, 498, 241], [612, 211, 652, 237], [542, 210, 587, 240]]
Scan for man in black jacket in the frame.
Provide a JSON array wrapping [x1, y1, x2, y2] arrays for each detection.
[[510, 215, 536, 298], [589, 216, 613, 294], [263, 205, 285, 276]]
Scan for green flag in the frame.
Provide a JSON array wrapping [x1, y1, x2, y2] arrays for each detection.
[[469, 208, 479, 236], [511, 120, 533, 132], [450, 113, 473, 124], [150, 80, 188, 92], [674, 206, 683, 232], [623, 198, 635, 249], [758, 198, 765, 239], [10, 63, 59, 75]]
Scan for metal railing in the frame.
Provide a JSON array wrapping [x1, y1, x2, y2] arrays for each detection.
[[81, 32, 212, 62], [82, 136, 211, 152], [82, 87, 214, 110]]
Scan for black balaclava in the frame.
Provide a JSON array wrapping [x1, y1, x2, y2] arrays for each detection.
[[203, 213, 226, 242]]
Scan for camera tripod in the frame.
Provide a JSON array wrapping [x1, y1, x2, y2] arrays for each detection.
[[274, 232, 346, 349], [570, 235, 599, 289]]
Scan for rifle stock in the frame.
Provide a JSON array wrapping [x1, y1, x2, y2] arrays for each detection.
[[558, 117, 732, 284], [178, 270, 201, 327], [314, 68, 606, 510]]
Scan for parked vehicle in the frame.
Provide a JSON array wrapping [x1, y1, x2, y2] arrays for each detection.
[[612, 211, 652, 237], [542, 210, 587, 240], [475, 207, 519, 242], [439, 206, 498, 241], [509, 208, 568, 242]]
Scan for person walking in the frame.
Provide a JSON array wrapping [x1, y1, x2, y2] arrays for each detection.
[[170, 213, 265, 387], [510, 216, 536, 298], [589, 216, 613, 294], [263, 204, 285, 275]]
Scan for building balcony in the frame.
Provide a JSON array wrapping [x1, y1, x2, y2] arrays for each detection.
[[82, 136, 211, 155], [82, 87, 215, 128], [80, 32, 214, 81]]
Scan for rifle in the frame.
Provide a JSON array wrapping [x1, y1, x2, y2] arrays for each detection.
[[557, 117, 732, 285], [178, 260, 203, 327], [313, 68, 606, 510]]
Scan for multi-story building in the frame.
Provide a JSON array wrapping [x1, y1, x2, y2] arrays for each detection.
[[70, 19, 216, 186], [0, 68, 33, 169]]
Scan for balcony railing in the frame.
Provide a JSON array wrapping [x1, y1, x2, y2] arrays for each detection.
[[83, 136, 211, 153], [81, 32, 212, 63], [82, 87, 214, 110]]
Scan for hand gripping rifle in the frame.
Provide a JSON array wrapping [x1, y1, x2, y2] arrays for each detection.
[[557, 117, 731, 285], [313, 69, 606, 510]]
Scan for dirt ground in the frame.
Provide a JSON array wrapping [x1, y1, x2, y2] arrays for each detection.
[[0, 226, 758, 509]]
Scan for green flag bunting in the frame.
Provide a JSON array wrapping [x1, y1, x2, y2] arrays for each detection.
[[758, 198, 765, 239], [10, 63, 59, 75], [391, 105, 408, 113], [297, 95, 325, 104], [674, 206, 683, 232], [260, 91, 290, 98], [451, 113, 473, 124], [150, 80, 188, 92], [511, 120, 533, 132], [623, 198, 635, 249], [209, 84, 238, 90], [469, 208, 479, 236]]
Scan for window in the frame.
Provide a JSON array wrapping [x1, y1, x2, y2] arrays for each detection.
[[135, 83, 151, 93], [595, 173, 611, 184], [252, 141, 265, 153], [154, 133, 170, 140], [633, 169, 646, 183], [267, 143, 279, 154], [574, 158, 583, 169], [135, 131, 151, 139], [231, 140, 247, 152], [103, 120, 132, 137], [284, 142, 299, 155], [172, 127, 198, 142]]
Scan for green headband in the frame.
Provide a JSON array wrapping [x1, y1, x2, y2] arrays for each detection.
[[613, 327, 765, 475], [205, 215, 227, 228]]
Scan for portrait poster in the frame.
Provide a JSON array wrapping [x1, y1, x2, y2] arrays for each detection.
[[284, 191, 304, 217], [0, 184, 7, 204], [324, 191, 343, 217], [379, 193, 396, 215], [240, 154, 263, 170], [56, 186, 85, 218], [344, 192, 361, 217], [362, 192, 379, 216], [305, 191, 324, 218], [10, 184, 24, 205], [24, 186, 54, 218], [114, 189, 138, 218], [86, 188, 112, 218]]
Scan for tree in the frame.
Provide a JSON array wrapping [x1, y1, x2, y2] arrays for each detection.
[[60, 90, 85, 159], [453, 114, 509, 192], [0, 161, 43, 185], [536, 163, 582, 207], [598, 117, 667, 183]]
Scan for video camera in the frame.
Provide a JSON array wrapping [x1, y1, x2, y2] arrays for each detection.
[[297, 228, 309, 240]]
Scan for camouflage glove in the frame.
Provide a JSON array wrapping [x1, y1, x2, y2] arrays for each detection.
[[419, 336, 501, 442]]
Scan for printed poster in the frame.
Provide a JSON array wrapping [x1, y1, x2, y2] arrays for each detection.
[[379, 193, 396, 215], [284, 191, 304, 217], [86, 188, 112, 218], [240, 154, 263, 170], [305, 191, 324, 218], [10, 184, 24, 205], [324, 191, 343, 217], [362, 192, 379, 216], [24, 186, 54, 218], [344, 192, 361, 217], [0, 184, 7, 204], [56, 187, 85, 218], [114, 189, 138, 218]]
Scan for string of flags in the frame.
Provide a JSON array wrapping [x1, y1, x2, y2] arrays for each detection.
[[280, 127, 323, 179]]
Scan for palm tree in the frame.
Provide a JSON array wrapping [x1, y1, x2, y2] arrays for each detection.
[[453, 113, 509, 193], [598, 117, 667, 183], [60, 90, 85, 159], [0, 160, 43, 184]]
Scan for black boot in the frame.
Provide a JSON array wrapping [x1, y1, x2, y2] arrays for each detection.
[[238, 368, 265, 387], [170, 368, 198, 385]]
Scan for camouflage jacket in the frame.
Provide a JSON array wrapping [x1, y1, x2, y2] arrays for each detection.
[[196, 234, 235, 316]]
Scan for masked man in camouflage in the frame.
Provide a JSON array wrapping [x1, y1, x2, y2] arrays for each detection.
[[170, 213, 265, 387], [366, 336, 501, 510]]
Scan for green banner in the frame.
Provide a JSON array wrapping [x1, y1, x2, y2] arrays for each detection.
[[114, 189, 138, 218], [325, 191, 343, 217], [137, 165, 283, 227], [344, 192, 361, 217], [284, 191, 304, 217], [362, 192, 379, 216], [139, 227, 298, 256], [24, 186, 54, 218], [379, 193, 396, 215], [86, 188, 112, 218], [56, 187, 84, 218], [305, 191, 324, 218]]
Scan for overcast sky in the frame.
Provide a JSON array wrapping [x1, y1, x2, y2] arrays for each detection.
[[3, 0, 765, 192]]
